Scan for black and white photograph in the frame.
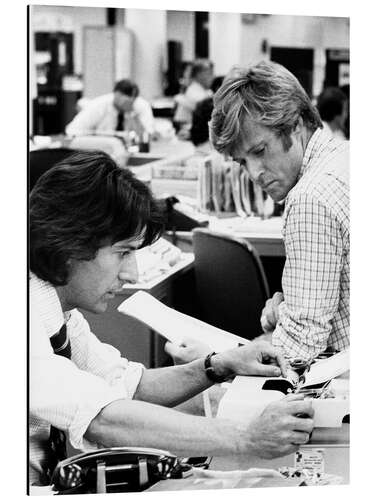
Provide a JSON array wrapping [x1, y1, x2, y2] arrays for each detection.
[[2, 0, 367, 497]]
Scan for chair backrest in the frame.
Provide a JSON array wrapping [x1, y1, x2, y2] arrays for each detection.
[[69, 135, 128, 168], [29, 147, 77, 192], [192, 228, 270, 340]]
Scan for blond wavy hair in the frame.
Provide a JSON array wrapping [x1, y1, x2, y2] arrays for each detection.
[[210, 60, 322, 157]]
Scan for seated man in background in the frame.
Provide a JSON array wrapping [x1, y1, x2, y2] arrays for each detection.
[[174, 59, 214, 135], [210, 61, 349, 360], [316, 86, 348, 141], [65, 79, 155, 137], [29, 150, 314, 487]]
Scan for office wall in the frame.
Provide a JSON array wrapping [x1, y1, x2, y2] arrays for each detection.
[[125, 9, 167, 100], [30, 5, 106, 75], [209, 12, 242, 77], [166, 11, 349, 95], [239, 14, 349, 97], [166, 10, 195, 61], [30, 7, 349, 102]]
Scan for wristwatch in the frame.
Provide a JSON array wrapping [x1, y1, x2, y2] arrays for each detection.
[[204, 352, 227, 384]]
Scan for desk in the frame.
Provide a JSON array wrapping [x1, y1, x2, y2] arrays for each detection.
[[208, 215, 284, 257], [80, 253, 194, 368], [166, 217, 284, 258], [211, 424, 349, 485], [147, 424, 349, 492]]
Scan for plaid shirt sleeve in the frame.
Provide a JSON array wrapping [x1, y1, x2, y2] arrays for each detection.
[[272, 192, 344, 359]]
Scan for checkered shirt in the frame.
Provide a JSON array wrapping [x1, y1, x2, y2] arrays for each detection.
[[272, 127, 350, 359]]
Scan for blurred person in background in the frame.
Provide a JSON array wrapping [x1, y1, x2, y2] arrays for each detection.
[[190, 76, 224, 153], [174, 59, 214, 136], [316, 87, 348, 141], [179, 61, 194, 93], [339, 84, 350, 139], [66, 79, 155, 137]]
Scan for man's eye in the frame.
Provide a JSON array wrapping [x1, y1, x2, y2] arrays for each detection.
[[254, 147, 265, 156], [120, 250, 131, 258], [234, 158, 246, 166]]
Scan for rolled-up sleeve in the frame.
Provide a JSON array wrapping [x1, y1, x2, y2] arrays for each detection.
[[272, 193, 343, 359], [30, 306, 144, 451]]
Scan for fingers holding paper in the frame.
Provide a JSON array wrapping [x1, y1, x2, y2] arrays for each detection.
[[165, 337, 212, 365]]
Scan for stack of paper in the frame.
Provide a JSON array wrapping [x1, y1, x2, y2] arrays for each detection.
[[197, 154, 276, 218]]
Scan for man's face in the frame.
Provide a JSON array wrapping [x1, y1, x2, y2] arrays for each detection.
[[61, 236, 143, 314], [113, 91, 135, 113], [233, 118, 304, 202], [196, 68, 214, 89]]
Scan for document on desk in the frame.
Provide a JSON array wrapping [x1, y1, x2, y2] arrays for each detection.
[[217, 350, 350, 423], [117, 291, 250, 351]]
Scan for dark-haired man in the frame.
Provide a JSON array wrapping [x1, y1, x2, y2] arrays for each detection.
[[29, 150, 314, 488], [210, 61, 349, 361], [317, 86, 348, 141], [65, 79, 155, 136]]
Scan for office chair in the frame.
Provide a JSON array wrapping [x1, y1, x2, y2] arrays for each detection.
[[192, 228, 270, 340], [29, 147, 77, 192]]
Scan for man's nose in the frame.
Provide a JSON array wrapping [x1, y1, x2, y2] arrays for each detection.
[[245, 157, 264, 183], [119, 253, 139, 284]]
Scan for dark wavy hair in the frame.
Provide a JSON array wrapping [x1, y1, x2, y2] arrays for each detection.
[[317, 87, 347, 122], [30, 150, 165, 286]]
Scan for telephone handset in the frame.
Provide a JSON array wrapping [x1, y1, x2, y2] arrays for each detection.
[[51, 447, 181, 495]]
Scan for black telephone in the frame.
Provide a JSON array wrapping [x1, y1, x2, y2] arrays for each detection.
[[51, 447, 181, 495]]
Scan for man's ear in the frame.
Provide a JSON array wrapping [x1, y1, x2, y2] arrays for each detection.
[[293, 116, 304, 135]]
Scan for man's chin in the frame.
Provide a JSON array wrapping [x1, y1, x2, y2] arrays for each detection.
[[267, 190, 285, 203], [82, 301, 109, 314]]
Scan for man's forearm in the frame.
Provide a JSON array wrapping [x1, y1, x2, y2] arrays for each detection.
[[86, 398, 245, 457], [134, 355, 232, 407], [134, 359, 213, 406]]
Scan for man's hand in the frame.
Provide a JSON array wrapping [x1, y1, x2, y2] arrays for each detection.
[[213, 341, 288, 379], [165, 337, 212, 365], [245, 394, 314, 458], [260, 292, 284, 334]]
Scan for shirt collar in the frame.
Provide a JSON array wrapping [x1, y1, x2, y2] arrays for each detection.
[[297, 126, 331, 181], [30, 272, 70, 336]]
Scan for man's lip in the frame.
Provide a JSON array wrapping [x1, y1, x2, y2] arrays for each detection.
[[263, 180, 276, 190]]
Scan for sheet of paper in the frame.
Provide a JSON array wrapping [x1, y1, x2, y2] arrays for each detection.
[[303, 349, 350, 387], [217, 376, 283, 421], [230, 161, 247, 217], [118, 291, 250, 351]]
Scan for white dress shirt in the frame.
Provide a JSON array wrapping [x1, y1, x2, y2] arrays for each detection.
[[29, 272, 144, 486], [174, 81, 212, 124], [65, 93, 155, 136]]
